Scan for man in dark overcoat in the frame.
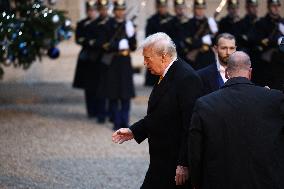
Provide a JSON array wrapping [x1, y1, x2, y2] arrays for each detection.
[[189, 51, 284, 189], [112, 32, 202, 189]]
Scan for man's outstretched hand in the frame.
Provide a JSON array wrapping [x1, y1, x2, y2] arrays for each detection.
[[112, 128, 134, 144]]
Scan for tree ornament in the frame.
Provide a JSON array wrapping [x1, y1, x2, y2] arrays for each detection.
[[48, 0, 57, 6], [65, 19, 71, 27], [65, 31, 72, 40], [47, 47, 60, 59], [52, 14, 60, 23]]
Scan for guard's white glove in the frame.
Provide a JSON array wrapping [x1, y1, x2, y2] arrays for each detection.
[[126, 20, 135, 38], [279, 23, 284, 35], [202, 34, 212, 45], [118, 38, 129, 50], [208, 17, 218, 34], [89, 39, 96, 46], [278, 36, 284, 45]]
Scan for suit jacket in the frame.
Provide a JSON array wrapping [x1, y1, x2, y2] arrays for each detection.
[[189, 77, 284, 189], [197, 62, 223, 95], [130, 58, 202, 189]]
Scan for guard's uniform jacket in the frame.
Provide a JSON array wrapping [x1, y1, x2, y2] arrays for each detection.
[[249, 14, 284, 90]]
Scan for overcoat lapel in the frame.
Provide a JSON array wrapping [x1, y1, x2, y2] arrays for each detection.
[[208, 63, 220, 90], [147, 61, 177, 113]]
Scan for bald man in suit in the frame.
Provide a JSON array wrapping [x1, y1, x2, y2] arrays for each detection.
[[189, 51, 284, 189]]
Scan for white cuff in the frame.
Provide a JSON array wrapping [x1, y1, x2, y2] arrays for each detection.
[[278, 37, 284, 45], [202, 34, 212, 45], [208, 17, 218, 34], [279, 23, 284, 35], [126, 20, 135, 38], [119, 39, 129, 50]]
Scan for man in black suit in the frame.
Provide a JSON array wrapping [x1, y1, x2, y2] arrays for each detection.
[[189, 51, 284, 189], [112, 32, 202, 189], [198, 33, 236, 95]]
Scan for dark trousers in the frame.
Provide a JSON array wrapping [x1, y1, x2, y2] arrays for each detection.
[[109, 99, 130, 130], [84, 89, 106, 121]]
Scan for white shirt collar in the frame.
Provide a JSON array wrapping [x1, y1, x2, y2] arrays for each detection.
[[216, 55, 228, 82], [162, 57, 177, 77]]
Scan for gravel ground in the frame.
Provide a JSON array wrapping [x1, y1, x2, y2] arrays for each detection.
[[0, 83, 152, 189]]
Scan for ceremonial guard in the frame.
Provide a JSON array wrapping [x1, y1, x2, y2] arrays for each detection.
[[182, 0, 218, 70], [104, 0, 137, 130], [168, 0, 190, 62], [92, 0, 112, 123], [235, 0, 259, 54], [249, 0, 284, 90], [144, 0, 173, 86], [218, 0, 240, 35], [73, 1, 102, 119]]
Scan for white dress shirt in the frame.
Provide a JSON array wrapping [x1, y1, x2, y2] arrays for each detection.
[[162, 57, 177, 77], [216, 56, 228, 83]]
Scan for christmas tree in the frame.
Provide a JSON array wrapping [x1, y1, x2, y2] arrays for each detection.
[[0, 0, 73, 79]]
